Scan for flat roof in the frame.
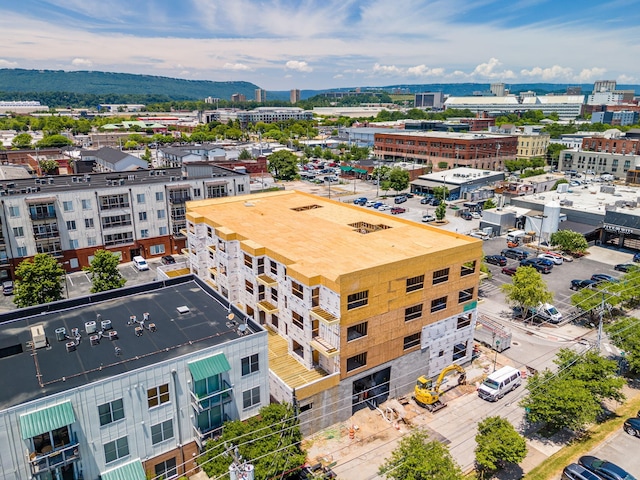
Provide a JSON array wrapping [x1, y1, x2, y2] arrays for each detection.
[[0, 277, 258, 410], [374, 130, 511, 140], [187, 191, 480, 283]]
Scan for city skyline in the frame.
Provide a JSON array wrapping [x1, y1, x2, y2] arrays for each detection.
[[1, 0, 639, 91]]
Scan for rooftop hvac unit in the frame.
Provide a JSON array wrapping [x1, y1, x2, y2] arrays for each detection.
[[71, 328, 79, 338], [85, 321, 97, 334], [66, 342, 76, 353], [30, 325, 47, 349], [90, 335, 100, 346], [55, 327, 66, 342], [107, 330, 118, 340], [564, 200, 573, 206], [101, 320, 112, 331]]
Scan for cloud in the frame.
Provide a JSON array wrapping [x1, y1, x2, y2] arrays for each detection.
[[333, 74, 343, 79], [372, 63, 403, 75], [406, 65, 445, 77], [470, 58, 515, 79], [223, 62, 252, 71], [71, 57, 93, 67], [575, 67, 607, 82], [285, 60, 312, 72], [617, 73, 637, 83], [0, 59, 18, 68], [520, 65, 573, 80]]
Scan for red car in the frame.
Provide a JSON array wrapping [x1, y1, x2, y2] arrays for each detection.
[[391, 207, 406, 214], [501, 266, 518, 276]]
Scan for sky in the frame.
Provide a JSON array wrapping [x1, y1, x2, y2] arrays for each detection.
[[2, 0, 640, 91]]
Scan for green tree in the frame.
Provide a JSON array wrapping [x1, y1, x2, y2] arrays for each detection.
[[372, 165, 392, 183], [475, 416, 527, 476], [435, 202, 447, 221], [123, 140, 139, 150], [547, 143, 565, 167], [552, 179, 569, 190], [197, 403, 305, 479], [39, 159, 59, 174], [14, 254, 65, 307], [432, 186, 449, 202], [380, 180, 392, 197], [437, 161, 449, 170], [378, 430, 464, 480], [482, 198, 497, 210], [388, 167, 410, 193], [141, 146, 152, 162], [83, 250, 127, 293], [36, 134, 73, 148], [549, 230, 588, 254], [501, 266, 552, 320], [607, 316, 640, 374], [267, 150, 299, 180], [238, 148, 252, 160], [11, 132, 33, 149]]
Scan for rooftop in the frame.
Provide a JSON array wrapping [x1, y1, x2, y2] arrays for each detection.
[[0, 277, 259, 410], [187, 191, 480, 283], [374, 130, 512, 140]]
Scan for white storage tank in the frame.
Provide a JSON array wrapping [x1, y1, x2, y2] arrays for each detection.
[[543, 200, 561, 240]]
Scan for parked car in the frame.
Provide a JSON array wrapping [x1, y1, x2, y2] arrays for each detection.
[[420, 197, 431, 204], [378, 204, 391, 211], [132, 255, 149, 271], [623, 417, 640, 437], [372, 201, 384, 209], [430, 198, 441, 206], [365, 200, 376, 207], [562, 463, 605, 480], [591, 274, 619, 284], [501, 248, 529, 260], [468, 231, 489, 240], [520, 258, 553, 274], [570, 279, 598, 291], [538, 253, 563, 265], [544, 251, 573, 263], [394, 195, 407, 204], [353, 197, 368, 206], [578, 455, 637, 480], [161, 255, 176, 265], [501, 266, 518, 276], [405, 193, 414, 198], [460, 211, 473, 220], [485, 255, 508, 266], [615, 263, 638, 272], [2, 280, 13, 296], [422, 214, 436, 222], [471, 211, 481, 219], [634, 252, 640, 262], [534, 257, 555, 267], [391, 207, 406, 214]]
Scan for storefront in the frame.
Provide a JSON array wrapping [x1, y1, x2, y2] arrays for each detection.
[[600, 211, 640, 252]]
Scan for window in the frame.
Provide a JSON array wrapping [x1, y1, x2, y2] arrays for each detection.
[[347, 290, 368, 310], [104, 436, 129, 464], [431, 296, 447, 313], [432, 268, 449, 285], [238, 184, 245, 193], [63, 201, 73, 212], [270, 260, 278, 275], [292, 311, 304, 329], [81, 199, 91, 210], [242, 386, 261, 409], [66, 220, 76, 231], [140, 229, 150, 238], [156, 191, 164, 201], [461, 260, 476, 276], [147, 384, 170, 408], [271, 287, 278, 303], [150, 244, 165, 255], [406, 274, 425, 293], [151, 419, 174, 445], [245, 280, 254, 295], [241, 354, 259, 376], [457, 315, 471, 329], [404, 333, 421, 350], [139, 211, 148, 221], [85, 218, 94, 228], [13, 227, 24, 237], [87, 236, 97, 247], [291, 280, 304, 300], [98, 398, 124, 426], [347, 322, 368, 341], [155, 458, 177, 479], [458, 287, 474, 303], [16, 246, 27, 256], [157, 209, 166, 219], [244, 253, 253, 269], [137, 193, 146, 204], [69, 239, 79, 249], [404, 304, 423, 322], [159, 226, 168, 236], [347, 352, 367, 372], [193, 188, 201, 198], [8, 206, 19, 217]]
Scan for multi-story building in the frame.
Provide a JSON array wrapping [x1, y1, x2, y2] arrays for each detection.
[[593, 80, 617, 93], [0, 276, 268, 480], [254, 88, 267, 103], [444, 95, 585, 120], [580, 135, 640, 155], [0, 166, 249, 280], [414, 92, 444, 109], [185, 191, 482, 433], [591, 110, 640, 126], [516, 133, 550, 159], [373, 131, 517, 171], [79, 147, 149, 173], [204, 107, 312, 127], [490, 83, 506, 97], [290, 89, 301, 104], [559, 149, 640, 178]]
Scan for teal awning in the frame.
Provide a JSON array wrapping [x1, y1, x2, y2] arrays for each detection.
[[464, 300, 478, 312], [20, 401, 76, 439], [340, 166, 353, 172], [353, 168, 368, 174], [188, 353, 231, 381], [102, 459, 146, 480]]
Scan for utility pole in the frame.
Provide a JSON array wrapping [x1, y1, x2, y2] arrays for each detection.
[[597, 290, 606, 350], [227, 444, 255, 480]]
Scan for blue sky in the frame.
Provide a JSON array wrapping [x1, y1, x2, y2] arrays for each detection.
[[1, 0, 640, 90]]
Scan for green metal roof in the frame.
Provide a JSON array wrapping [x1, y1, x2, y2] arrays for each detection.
[[340, 166, 353, 171], [102, 459, 146, 480], [353, 168, 368, 174], [19, 401, 76, 439], [188, 353, 231, 381]]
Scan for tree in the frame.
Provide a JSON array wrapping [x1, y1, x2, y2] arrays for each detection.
[[39, 159, 59, 174], [14, 254, 65, 307], [501, 266, 552, 320], [432, 186, 449, 202], [435, 202, 447, 221], [197, 403, 305, 480], [36, 134, 73, 148], [83, 250, 127, 293], [380, 180, 392, 197], [12, 132, 33, 149], [388, 167, 410, 193], [607, 316, 640, 374], [547, 143, 565, 167], [238, 148, 252, 160], [378, 430, 464, 480], [483, 198, 497, 210], [475, 416, 527, 476], [141, 146, 152, 162], [267, 150, 299, 180], [437, 161, 449, 170], [549, 230, 588, 254]]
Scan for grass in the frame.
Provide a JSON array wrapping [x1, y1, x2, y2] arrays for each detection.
[[524, 390, 640, 480]]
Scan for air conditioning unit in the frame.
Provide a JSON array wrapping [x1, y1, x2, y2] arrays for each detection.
[[101, 319, 112, 331], [85, 321, 97, 334], [107, 330, 118, 340], [30, 325, 47, 349]]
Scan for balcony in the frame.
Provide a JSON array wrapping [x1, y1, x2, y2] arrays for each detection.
[[257, 300, 278, 314], [29, 442, 80, 475], [29, 211, 57, 221], [309, 307, 339, 326], [33, 227, 60, 240], [256, 274, 277, 287], [170, 195, 191, 204], [310, 336, 340, 358], [189, 381, 233, 413], [192, 413, 231, 450]]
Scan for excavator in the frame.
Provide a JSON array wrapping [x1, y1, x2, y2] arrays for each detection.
[[413, 364, 466, 412]]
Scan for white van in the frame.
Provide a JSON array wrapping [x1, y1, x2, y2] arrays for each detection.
[[132, 256, 149, 271], [477, 366, 522, 401], [533, 302, 562, 324], [506, 230, 527, 243]]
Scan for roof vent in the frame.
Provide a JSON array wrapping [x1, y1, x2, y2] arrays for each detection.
[[30, 325, 47, 349], [90, 335, 100, 346], [65, 342, 76, 353], [55, 327, 66, 342], [101, 320, 112, 331], [107, 330, 118, 340], [177, 305, 190, 314]]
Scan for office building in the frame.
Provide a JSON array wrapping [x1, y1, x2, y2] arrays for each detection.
[[516, 133, 550, 159], [444, 95, 585, 120], [490, 83, 506, 97], [290, 89, 301, 104], [185, 191, 482, 433], [559, 149, 640, 178], [593, 80, 617, 93], [414, 92, 444, 109], [254, 89, 267, 103]]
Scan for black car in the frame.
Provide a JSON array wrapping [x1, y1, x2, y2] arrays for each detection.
[[161, 255, 176, 265], [614, 263, 638, 273], [420, 197, 431, 204], [562, 464, 605, 480], [501, 248, 529, 260], [634, 252, 640, 263], [578, 456, 637, 480], [591, 274, 619, 284], [430, 198, 441, 206], [485, 255, 507, 266], [624, 417, 640, 437], [520, 258, 553, 274], [570, 279, 598, 291]]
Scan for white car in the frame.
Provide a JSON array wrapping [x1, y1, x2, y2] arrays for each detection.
[[378, 204, 391, 211], [365, 200, 376, 207], [132, 255, 149, 271], [538, 253, 563, 265], [470, 212, 481, 219], [422, 214, 436, 222]]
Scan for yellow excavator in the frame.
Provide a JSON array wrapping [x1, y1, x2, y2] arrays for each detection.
[[414, 364, 466, 412]]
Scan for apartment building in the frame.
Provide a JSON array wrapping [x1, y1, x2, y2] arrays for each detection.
[[0, 166, 249, 280], [581, 135, 640, 155], [559, 149, 640, 178], [516, 133, 550, 159], [185, 191, 483, 433], [0, 276, 268, 480]]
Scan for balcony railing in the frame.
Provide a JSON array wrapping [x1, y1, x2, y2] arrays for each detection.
[[30, 211, 57, 221], [189, 380, 234, 413], [309, 307, 339, 326], [170, 195, 191, 204], [29, 442, 80, 475], [192, 413, 231, 449], [310, 336, 340, 358]]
